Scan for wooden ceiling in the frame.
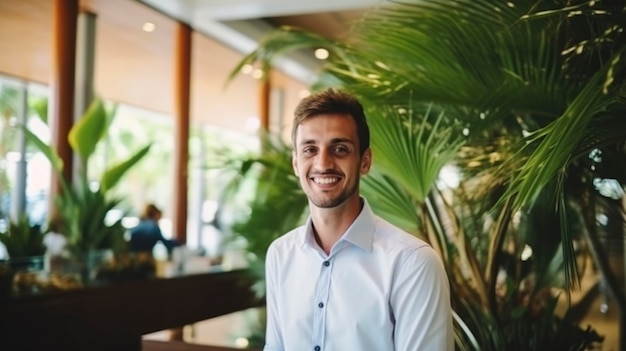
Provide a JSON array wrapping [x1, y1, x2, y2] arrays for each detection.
[[0, 0, 371, 130]]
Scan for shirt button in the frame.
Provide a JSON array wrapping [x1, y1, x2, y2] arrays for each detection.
[[318, 302, 324, 308], [323, 261, 330, 267], [314, 346, 321, 351]]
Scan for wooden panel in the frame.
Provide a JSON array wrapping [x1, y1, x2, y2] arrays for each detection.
[[0, 269, 263, 351]]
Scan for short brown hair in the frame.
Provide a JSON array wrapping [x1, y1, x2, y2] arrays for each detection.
[[292, 88, 370, 155], [141, 204, 162, 220]]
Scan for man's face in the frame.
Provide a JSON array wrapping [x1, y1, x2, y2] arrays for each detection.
[[292, 114, 371, 209]]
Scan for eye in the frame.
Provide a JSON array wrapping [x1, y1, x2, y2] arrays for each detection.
[[302, 146, 317, 155], [333, 145, 349, 155]]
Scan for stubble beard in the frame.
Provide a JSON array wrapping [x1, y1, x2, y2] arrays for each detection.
[[306, 182, 358, 209]]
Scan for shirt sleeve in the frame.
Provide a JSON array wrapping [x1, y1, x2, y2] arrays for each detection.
[[391, 245, 454, 351], [263, 243, 284, 351]]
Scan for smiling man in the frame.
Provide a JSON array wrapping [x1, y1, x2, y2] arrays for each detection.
[[263, 88, 453, 351]]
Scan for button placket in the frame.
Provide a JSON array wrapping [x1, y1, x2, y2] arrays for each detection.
[[312, 258, 331, 351]]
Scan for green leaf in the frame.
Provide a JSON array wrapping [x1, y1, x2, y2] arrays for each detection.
[[368, 104, 463, 203], [361, 169, 420, 233], [100, 143, 151, 192], [68, 98, 108, 165], [31, 97, 48, 124], [22, 128, 64, 177]]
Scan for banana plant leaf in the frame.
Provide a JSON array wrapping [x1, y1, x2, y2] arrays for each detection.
[[100, 143, 151, 192], [68, 99, 108, 171]]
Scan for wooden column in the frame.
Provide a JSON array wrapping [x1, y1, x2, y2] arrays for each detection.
[[49, 0, 78, 215], [172, 22, 192, 245], [259, 74, 271, 131]]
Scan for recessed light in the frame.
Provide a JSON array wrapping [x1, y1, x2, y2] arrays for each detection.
[[142, 22, 156, 32], [314, 48, 329, 60], [252, 68, 264, 80]]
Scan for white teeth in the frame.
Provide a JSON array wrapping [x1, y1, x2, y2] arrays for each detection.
[[313, 177, 338, 184]]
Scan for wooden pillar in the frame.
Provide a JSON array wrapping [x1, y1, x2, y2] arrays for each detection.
[[49, 0, 78, 215], [172, 22, 192, 245], [259, 75, 271, 131]]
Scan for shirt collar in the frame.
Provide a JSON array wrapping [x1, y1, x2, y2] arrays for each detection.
[[301, 197, 376, 252]]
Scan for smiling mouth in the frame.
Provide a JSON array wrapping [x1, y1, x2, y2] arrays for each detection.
[[311, 176, 340, 185]]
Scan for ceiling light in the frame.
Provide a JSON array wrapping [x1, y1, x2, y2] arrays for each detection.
[[142, 22, 156, 32], [314, 48, 329, 60], [235, 338, 249, 348]]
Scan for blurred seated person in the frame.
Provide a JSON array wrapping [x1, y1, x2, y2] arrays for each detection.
[[129, 204, 180, 256]]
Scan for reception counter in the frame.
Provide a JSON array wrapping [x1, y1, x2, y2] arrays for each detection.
[[0, 265, 263, 351]]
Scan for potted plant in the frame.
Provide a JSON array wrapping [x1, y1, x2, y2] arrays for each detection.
[[25, 97, 152, 284], [0, 215, 48, 294]]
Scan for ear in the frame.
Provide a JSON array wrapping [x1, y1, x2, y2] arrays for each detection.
[[360, 148, 372, 175], [292, 150, 299, 177]]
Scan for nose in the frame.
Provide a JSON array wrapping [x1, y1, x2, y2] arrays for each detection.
[[314, 148, 334, 170]]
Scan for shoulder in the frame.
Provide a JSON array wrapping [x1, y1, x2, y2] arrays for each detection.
[[267, 224, 306, 256], [374, 217, 430, 250], [373, 217, 444, 267]]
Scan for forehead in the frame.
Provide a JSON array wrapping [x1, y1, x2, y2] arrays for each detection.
[[295, 114, 357, 143]]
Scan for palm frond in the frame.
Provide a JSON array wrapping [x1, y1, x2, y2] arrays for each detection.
[[367, 103, 464, 202]]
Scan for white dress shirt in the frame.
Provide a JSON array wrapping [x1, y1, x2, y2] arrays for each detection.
[[264, 198, 453, 351]]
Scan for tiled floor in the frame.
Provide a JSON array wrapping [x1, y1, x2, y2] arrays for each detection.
[[579, 286, 620, 350], [143, 308, 260, 348], [554, 269, 620, 351]]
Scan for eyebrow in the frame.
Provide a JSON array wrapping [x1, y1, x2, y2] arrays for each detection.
[[298, 137, 355, 147]]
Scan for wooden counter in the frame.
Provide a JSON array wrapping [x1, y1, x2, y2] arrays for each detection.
[[0, 267, 263, 351]]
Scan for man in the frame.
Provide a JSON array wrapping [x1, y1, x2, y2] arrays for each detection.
[[263, 88, 453, 351]]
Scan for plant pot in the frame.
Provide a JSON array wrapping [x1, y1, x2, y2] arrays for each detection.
[[48, 249, 114, 286], [1, 255, 46, 294], [0, 261, 14, 297], [94, 252, 156, 282]]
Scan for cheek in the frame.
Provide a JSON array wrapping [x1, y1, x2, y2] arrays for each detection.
[[292, 157, 299, 176], [293, 158, 309, 177]]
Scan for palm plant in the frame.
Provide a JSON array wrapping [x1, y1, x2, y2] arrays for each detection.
[[218, 133, 307, 296], [224, 0, 626, 349]]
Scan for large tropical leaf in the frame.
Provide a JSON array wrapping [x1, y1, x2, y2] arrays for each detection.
[[367, 103, 464, 202], [23, 128, 64, 177], [100, 143, 151, 192], [68, 98, 108, 173], [361, 168, 420, 234]]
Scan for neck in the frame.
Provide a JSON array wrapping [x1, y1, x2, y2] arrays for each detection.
[[310, 196, 363, 254]]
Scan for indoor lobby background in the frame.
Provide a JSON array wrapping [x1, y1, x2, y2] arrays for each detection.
[[0, 1, 621, 350], [0, 0, 312, 256]]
